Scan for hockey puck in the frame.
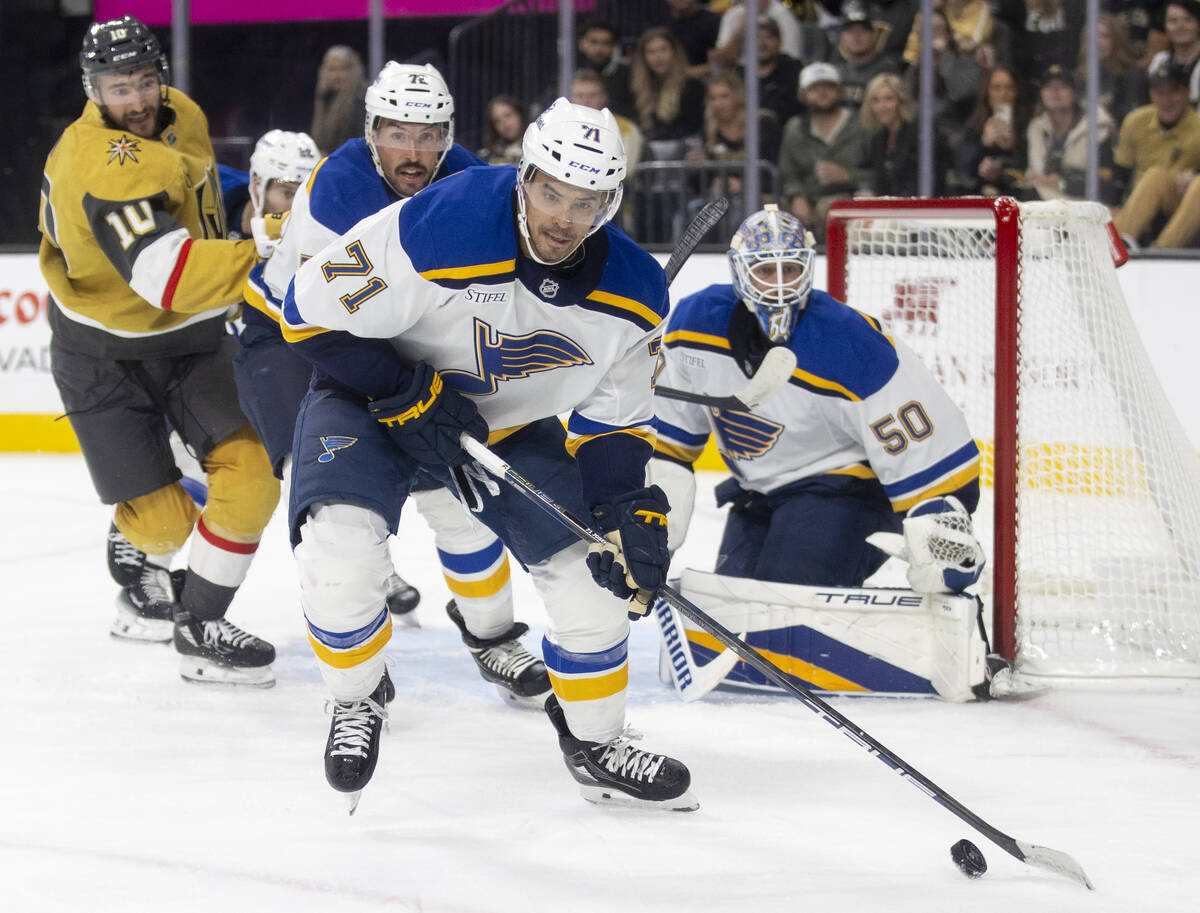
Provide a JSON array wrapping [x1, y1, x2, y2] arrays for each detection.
[[950, 838, 987, 878]]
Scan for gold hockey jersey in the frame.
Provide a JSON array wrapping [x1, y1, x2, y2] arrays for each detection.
[[38, 88, 258, 357]]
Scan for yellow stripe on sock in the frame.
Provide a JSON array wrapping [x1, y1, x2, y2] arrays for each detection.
[[308, 618, 392, 670], [444, 558, 512, 599], [548, 664, 629, 701]]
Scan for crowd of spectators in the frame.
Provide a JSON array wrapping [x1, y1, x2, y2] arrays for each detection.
[[465, 0, 1200, 249]]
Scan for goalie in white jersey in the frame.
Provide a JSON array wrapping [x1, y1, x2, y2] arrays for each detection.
[[652, 205, 986, 594], [282, 99, 695, 810]]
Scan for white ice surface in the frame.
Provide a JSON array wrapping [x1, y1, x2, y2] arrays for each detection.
[[2, 453, 1198, 912]]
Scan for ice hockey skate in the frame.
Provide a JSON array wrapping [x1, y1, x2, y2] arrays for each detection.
[[107, 523, 175, 643], [173, 612, 276, 687], [545, 694, 698, 811], [385, 571, 420, 623], [325, 670, 392, 814], [445, 600, 551, 706]]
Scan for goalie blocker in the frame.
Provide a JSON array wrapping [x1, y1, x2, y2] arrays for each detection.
[[657, 569, 992, 702]]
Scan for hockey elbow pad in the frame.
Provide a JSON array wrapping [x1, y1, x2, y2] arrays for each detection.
[[368, 361, 488, 468], [586, 485, 671, 618]]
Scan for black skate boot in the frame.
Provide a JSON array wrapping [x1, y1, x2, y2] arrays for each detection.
[[385, 572, 420, 623], [446, 600, 551, 706], [107, 524, 176, 643], [325, 672, 391, 814], [173, 613, 276, 687], [545, 694, 698, 811]]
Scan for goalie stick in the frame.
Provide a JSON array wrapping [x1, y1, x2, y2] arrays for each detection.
[[654, 344, 797, 411], [459, 434, 1094, 891]]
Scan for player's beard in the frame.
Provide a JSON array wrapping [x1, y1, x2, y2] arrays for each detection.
[[388, 160, 432, 197], [109, 100, 161, 138]]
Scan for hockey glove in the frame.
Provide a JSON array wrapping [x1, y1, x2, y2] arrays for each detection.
[[586, 485, 671, 618], [866, 495, 986, 594], [369, 361, 488, 468]]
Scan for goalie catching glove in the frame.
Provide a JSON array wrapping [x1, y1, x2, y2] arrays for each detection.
[[586, 486, 671, 619], [866, 496, 985, 594], [369, 361, 488, 468]]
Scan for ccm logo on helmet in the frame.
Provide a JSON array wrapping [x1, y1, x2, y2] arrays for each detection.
[[405, 101, 433, 108], [568, 161, 601, 173]]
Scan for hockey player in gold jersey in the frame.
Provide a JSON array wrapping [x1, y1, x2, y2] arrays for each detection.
[[38, 15, 280, 686]]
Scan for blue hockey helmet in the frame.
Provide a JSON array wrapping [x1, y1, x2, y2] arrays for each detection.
[[728, 205, 816, 342]]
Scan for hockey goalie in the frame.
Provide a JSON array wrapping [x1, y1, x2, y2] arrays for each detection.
[[650, 205, 998, 702]]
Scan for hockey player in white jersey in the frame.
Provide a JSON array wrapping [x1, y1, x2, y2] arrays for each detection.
[[652, 204, 985, 591], [283, 98, 695, 810], [240, 63, 549, 701]]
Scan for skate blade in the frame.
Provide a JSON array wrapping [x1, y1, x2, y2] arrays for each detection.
[[347, 790, 363, 816], [109, 605, 173, 643], [178, 657, 276, 688], [493, 683, 551, 710], [578, 784, 700, 812]]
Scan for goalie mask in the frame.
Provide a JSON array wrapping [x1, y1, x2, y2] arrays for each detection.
[[249, 130, 320, 216], [728, 205, 816, 342], [516, 97, 626, 266], [364, 61, 455, 196], [80, 15, 169, 105]]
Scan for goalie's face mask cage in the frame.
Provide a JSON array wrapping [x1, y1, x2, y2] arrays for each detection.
[[728, 206, 815, 342], [80, 15, 169, 106], [516, 97, 626, 265], [364, 62, 455, 196], [249, 129, 320, 216]]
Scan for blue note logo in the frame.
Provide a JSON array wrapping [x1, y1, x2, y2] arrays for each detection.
[[441, 317, 592, 395], [712, 409, 783, 459], [318, 435, 358, 463]]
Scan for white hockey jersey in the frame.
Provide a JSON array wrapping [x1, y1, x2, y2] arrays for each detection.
[[282, 165, 668, 456], [654, 284, 980, 512]]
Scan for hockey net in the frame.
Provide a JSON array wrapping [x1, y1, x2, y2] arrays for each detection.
[[826, 197, 1200, 683]]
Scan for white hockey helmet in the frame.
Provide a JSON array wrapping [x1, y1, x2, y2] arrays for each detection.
[[364, 61, 455, 191], [728, 204, 817, 342], [249, 129, 320, 215], [516, 97, 626, 264]]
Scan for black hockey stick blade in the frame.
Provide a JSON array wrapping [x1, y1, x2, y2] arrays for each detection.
[[459, 434, 1094, 892], [664, 197, 730, 285], [655, 345, 797, 411]]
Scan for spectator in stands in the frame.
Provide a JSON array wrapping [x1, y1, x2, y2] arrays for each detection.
[[630, 26, 706, 153], [660, 0, 723, 79], [778, 62, 868, 240], [905, 0, 996, 69], [1078, 14, 1151, 127], [868, 0, 919, 60], [747, 16, 805, 127], [955, 64, 1031, 196], [1105, 0, 1169, 68], [478, 95, 527, 165], [310, 45, 366, 155], [570, 69, 643, 170], [995, 1, 1085, 93], [1147, 1, 1200, 111], [857, 72, 946, 197], [903, 8, 981, 148], [834, 1, 902, 112], [713, 0, 804, 71], [1024, 63, 1115, 201], [1112, 58, 1200, 246], [576, 17, 636, 120]]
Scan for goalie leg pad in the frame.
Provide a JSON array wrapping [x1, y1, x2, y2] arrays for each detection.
[[295, 502, 396, 701], [530, 541, 629, 743]]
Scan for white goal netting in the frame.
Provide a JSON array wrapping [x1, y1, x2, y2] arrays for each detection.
[[830, 199, 1200, 682]]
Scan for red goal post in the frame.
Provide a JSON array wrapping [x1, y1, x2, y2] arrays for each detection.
[[825, 197, 1200, 683]]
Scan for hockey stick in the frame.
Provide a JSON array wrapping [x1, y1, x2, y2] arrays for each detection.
[[653, 595, 742, 701], [654, 344, 797, 411], [664, 196, 730, 284], [459, 434, 1094, 891]]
